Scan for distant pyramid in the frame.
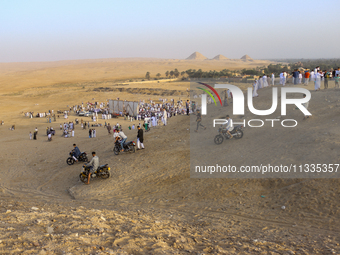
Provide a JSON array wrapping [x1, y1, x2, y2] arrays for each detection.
[[240, 55, 253, 60], [212, 54, 228, 60], [186, 52, 208, 60]]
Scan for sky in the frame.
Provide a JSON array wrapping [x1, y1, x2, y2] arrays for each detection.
[[1, 0, 339, 62]]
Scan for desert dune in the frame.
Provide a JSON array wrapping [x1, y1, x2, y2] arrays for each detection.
[[0, 58, 339, 254]]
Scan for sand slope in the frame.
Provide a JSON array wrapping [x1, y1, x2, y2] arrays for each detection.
[[0, 60, 339, 253]]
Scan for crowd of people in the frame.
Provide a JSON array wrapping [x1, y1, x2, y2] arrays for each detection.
[[60, 122, 75, 138], [252, 66, 340, 97], [21, 96, 187, 154]]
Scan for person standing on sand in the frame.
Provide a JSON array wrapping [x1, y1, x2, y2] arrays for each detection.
[[293, 69, 299, 85], [262, 74, 268, 87], [298, 71, 302, 84], [163, 108, 167, 126], [258, 76, 263, 89], [33, 131, 37, 140], [137, 126, 144, 150], [35, 127, 38, 134], [107, 123, 112, 134], [271, 73, 275, 86], [335, 74, 340, 88], [144, 121, 149, 131], [279, 72, 283, 85], [324, 70, 330, 89], [252, 79, 259, 97], [283, 71, 287, 86], [29, 132, 32, 140], [304, 70, 310, 86], [186, 100, 190, 115], [195, 109, 206, 132], [315, 71, 321, 91]]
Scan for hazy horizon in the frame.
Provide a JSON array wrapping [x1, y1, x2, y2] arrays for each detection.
[[1, 0, 339, 63]]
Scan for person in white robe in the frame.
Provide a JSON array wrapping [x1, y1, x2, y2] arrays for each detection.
[[163, 109, 167, 125], [298, 72, 302, 84], [152, 116, 157, 127], [314, 71, 321, 91], [279, 72, 283, 85], [252, 79, 259, 97], [258, 76, 263, 89], [227, 89, 232, 99], [310, 70, 315, 82], [271, 73, 275, 86], [262, 75, 268, 87], [282, 72, 287, 86]]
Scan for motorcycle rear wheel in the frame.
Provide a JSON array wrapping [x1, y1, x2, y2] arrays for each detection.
[[81, 155, 88, 162], [66, 157, 75, 165], [100, 170, 110, 179], [234, 130, 243, 139], [214, 135, 224, 145]]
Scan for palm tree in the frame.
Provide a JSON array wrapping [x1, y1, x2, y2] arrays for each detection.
[[145, 72, 151, 80], [174, 68, 180, 78]]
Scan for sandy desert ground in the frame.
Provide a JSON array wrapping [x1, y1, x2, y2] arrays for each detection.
[[0, 59, 339, 254]]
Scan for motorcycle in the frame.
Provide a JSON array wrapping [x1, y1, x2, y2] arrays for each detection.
[[214, 125, 244, 145], [66, 151, 88, 165], [113, 140, 136, 155], [79, 164, 111, 183]]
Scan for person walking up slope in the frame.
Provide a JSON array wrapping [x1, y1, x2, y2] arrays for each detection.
[[195, 109, 206, 132]]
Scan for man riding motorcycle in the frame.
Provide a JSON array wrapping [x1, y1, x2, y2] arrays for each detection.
[[84, 151, 99, 185], [72, 144, 81, 162], [114, 129, 127, 152], [222, 115, 233, 138]]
